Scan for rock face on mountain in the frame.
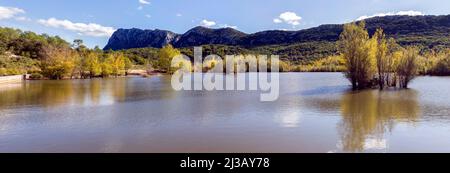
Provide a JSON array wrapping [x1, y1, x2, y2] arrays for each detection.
[[103, 28, 180, 50], [104, 15, 450, 50]]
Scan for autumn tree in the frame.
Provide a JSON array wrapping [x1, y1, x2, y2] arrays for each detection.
[[85, 51, 102, 77], [100, 52, 130, 77], [370, 29, 388, 89], [369, 29, 399, 89], [111, 52, 127, 76], [157, 44, 181, 73], [395, 47, 419, 88], [385, 38, 399, 87], [338, 21, 376, 89], [431, 52, 450, 76], [102, 54, 114, 77], [40, 46, 76, 79]]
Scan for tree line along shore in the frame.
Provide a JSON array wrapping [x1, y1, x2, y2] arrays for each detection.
[[0, 22, 449, 85]]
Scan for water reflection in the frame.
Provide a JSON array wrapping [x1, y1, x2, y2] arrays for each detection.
[[338, 89, 420, 152], [0, 78, 130, 109], [275, 108, 302, 128], [0, 73, 448, 153]]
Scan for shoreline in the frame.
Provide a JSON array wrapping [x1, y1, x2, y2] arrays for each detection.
[[2, 71, 443, 82], [0, 75, 26, 84], [1, 71, 448, 84]]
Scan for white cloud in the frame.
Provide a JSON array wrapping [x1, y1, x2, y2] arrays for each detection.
[[197, 19, 237, 29], [176, 13, 182, 17], [356, 10, 425, 21], [15, 16, 30, 21], [145, 14, 151, 18], [273, 12, 302, 26], [200, 19, 216, 27], [0, 6, 25, 20], [137, 0, 150, 10], [139, 0, 150, 5], [38, 18, 116, 37], [220, 24, 238, 29], [273, 18, 282, 23]]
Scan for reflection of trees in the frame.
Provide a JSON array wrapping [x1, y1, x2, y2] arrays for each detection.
[[0, 81, 76, 108], [0, 78, 130, 109], [108, 78, 128, 102], [89, 79, 102, 104], [339, 90, 420, 152]]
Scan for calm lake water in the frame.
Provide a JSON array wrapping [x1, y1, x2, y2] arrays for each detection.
[[0, 73, 449, 153]]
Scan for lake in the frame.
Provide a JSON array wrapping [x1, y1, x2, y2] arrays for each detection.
[[0, 73, 449, 153]]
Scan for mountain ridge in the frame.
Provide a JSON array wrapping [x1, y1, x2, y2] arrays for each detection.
[[104, 15, 450, 50]]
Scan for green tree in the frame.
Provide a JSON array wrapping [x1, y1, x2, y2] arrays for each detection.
[[72, 39, 87, 52], [0, 27, 21, 52]]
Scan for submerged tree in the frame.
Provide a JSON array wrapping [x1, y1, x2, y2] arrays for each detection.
[[338, 21, 376, 89], [371, 29, 389, 89], [338, 22, 421, 90], [385, 38, 399, 87], [395, 47, 419, 88], [370, 29, 400, 89]]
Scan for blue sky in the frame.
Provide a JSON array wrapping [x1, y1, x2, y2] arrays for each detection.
[[1, 0, 449, 48]]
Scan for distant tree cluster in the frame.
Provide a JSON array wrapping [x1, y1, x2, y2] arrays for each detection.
[[293, 55, 346, 72], [0, 27, 133, 79], [418, 49, 450, 76]]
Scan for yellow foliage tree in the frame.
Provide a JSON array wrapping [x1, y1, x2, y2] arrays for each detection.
[[395, 47, 419, 88], [99, 52, 131, 77], [111, 52, 126, 76], [338, 21, 376, 89], [157, 44, 181, 73], [85, 52, 102, 77], [102, 54, 114, 77], [371, 28, 389, 89], [40, 46, 76, 80]]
